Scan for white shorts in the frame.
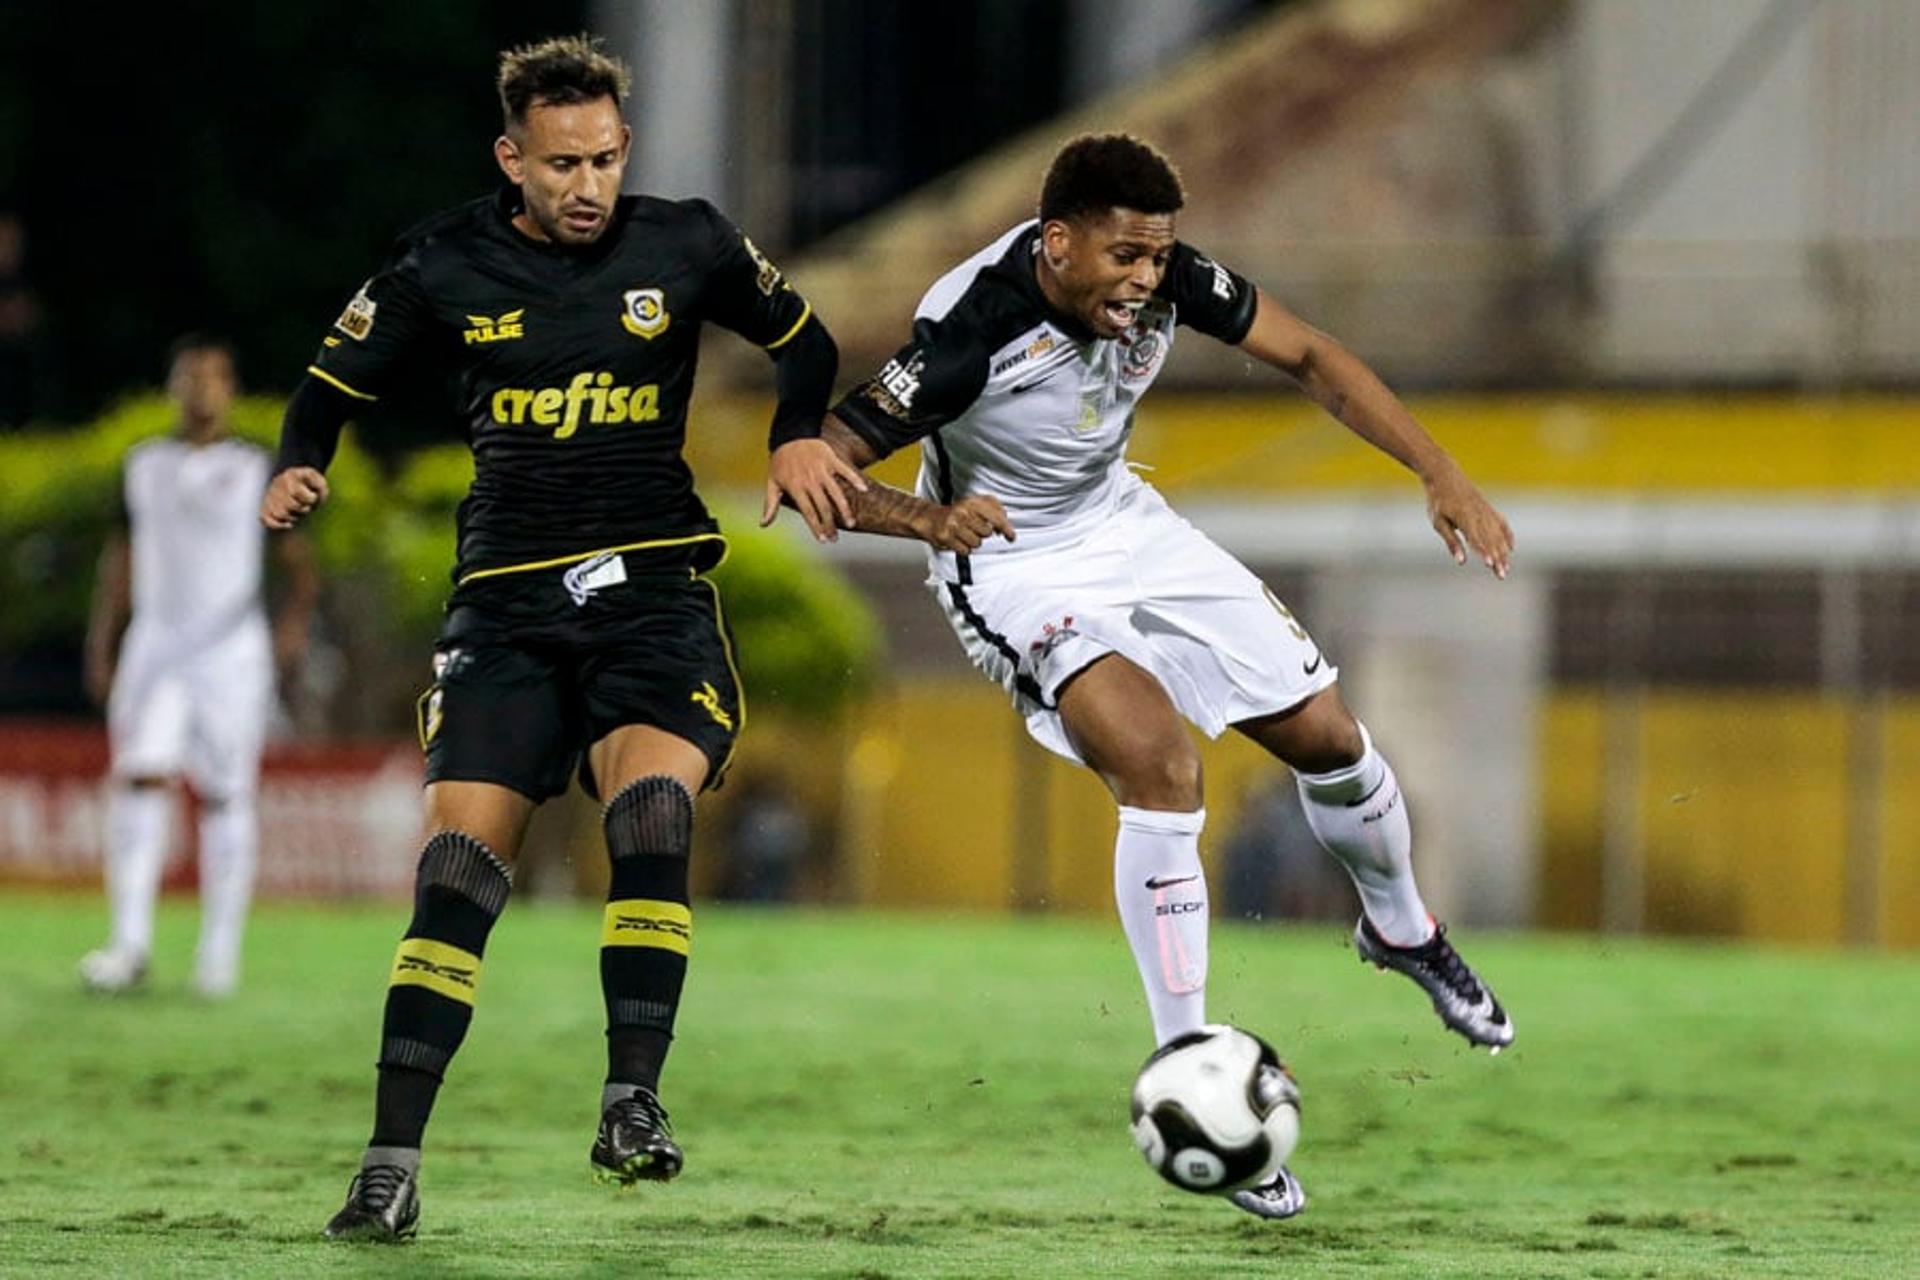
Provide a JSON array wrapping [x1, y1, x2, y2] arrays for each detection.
[[108, 618, 271, 800], [929, 480, 1338, 764]]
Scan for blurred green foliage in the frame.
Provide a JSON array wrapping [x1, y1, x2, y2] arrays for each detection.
[[0, 398, 881, 717]]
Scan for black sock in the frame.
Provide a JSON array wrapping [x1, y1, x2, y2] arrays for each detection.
[[600, 776, 694, 1096], [367, 830, 512, 1150], [370, 1069, 442, 1151]]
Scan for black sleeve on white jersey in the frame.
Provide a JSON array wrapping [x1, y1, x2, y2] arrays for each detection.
[[831, 317, 991, 460], [1158, 241, 1258, 344], [305, 246, 436, 403]]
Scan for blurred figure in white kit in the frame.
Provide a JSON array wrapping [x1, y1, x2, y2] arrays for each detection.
[[79, 335, 317, 996]]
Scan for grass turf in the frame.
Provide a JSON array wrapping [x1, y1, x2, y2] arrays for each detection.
[[0, 893, 1914, 1278]]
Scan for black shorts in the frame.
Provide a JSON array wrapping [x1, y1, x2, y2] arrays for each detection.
[[416, 557, 743, 801]]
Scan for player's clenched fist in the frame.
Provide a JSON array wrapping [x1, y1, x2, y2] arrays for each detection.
[[915, 495, 1015, 553], [261, 466, 330, 529]]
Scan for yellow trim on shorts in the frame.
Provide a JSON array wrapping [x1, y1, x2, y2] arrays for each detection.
[[389, 937, 483, 1004], [700, 575, 746, 782], [762, 300, 813, 351], [601, 899, 693, 954], [306, 365, 378, 401], [456, 533, 729, 586]]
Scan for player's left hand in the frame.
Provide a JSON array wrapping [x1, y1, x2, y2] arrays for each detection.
[[762, 438, 869, 542], [262, 466, 329, 530], [1424, 465, 1513, 579]]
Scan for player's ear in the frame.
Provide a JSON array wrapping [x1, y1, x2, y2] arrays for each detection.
[[1041, 219, 1073, 274], [494, 133, 525, 185]]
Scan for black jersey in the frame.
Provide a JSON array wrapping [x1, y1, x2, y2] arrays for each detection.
[[307, 189, 813, 583]]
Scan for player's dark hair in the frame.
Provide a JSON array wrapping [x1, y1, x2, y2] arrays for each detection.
[[496, 34, 632, 128], [165, 332, 234, 373], [1039, 134, 1185, 225]]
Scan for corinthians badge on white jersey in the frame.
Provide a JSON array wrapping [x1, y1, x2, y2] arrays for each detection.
[[621, 288, 670, 339]]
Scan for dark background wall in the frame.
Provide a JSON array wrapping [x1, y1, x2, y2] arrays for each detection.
[[0, 3, 586, 421], [0, 1, 1283, 424]]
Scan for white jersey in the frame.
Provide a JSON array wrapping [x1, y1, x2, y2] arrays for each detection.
[[121, 436, 272, 648], [835, 221, 1255, 579], [109, 435, 274, 796]]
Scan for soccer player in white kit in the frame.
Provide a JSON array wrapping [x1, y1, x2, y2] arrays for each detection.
[[79, 337, 316, 996], [791, 135, 1517, 1220]]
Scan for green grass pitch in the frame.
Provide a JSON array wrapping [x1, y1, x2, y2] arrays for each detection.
[[0, 893, 1914, 1278]]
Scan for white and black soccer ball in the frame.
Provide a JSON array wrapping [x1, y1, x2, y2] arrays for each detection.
[[1129, 1024, 1301, 1194]]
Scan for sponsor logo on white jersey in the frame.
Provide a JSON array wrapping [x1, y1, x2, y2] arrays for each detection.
[[1195, 253, 1235, 302], [878, 351, 926, 411]]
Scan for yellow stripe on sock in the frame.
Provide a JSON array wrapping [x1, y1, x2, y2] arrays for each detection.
[[601, 899, 693, 955], [389, 937, 483, 1004]]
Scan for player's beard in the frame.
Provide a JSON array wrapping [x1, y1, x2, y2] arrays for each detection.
[[529, 195, 608, 247]]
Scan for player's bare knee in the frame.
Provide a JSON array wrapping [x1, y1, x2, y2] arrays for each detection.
[[1288, 717, 1364, 775], [1108, 741, 1203, 811], [1243, 689, 1365, 774], [422, 784, 532, 863]]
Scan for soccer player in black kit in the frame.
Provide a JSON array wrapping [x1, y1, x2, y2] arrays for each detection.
[[262, 36, 861, 1242]]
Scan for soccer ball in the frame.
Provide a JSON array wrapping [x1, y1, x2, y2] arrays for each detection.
[[1129, 1025, 1301, 1193]]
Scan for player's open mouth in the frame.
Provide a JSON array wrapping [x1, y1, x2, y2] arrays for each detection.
[[563, 208, 604, 233], [1102, 299, 1144, 329]]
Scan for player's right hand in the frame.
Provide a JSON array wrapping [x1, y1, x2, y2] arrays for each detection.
[[918, 495, 1015, 552], [761, 438, 868, 542], [262, 467, 330, 529]]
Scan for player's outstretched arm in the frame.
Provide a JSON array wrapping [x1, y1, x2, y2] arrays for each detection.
[[262, 375, 356, 530], [756, 309, 870, 538], [800, 414, 1015, 552], [1239, 288, 1513, 579]]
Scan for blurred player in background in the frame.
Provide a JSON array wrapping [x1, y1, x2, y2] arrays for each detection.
[[798, 134, 1516, 1221], [262, 36, 856, 1243], [79, 335, 317, 997]]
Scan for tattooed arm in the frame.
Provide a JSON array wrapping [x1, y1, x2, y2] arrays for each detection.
[[818, 415, 1013, 551]]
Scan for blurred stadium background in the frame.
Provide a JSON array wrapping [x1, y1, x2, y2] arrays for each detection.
[[2, 0, 1918, 951]]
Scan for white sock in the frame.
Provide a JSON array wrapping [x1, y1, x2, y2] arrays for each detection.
[[1295, 723, 1433, 948], [106, 784, 173, 957], [1113, 806, 1209, 1046], [196, 794, 258, 988]]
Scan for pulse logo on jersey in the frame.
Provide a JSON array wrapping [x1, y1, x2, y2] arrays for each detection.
[[463, 309, 526, 344], [620, 289, 671, 339], [489, 373, 663, 439]]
